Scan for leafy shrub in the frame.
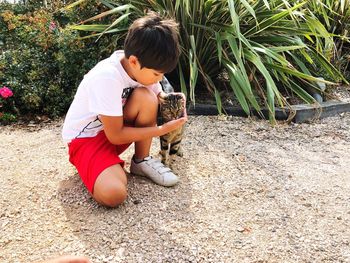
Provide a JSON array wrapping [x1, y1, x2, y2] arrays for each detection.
[[307, 0, 350, 81], [0, 2, 117, 117]]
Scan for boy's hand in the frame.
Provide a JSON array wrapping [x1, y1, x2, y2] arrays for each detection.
[[161, 115, 187, 133]]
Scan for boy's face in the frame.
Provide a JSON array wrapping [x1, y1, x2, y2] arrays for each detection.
[[127, 55, 164, 86]]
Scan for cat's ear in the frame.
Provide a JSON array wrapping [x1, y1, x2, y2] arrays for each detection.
[[177, 93, 186, 104], [157, 91, 168, 103]]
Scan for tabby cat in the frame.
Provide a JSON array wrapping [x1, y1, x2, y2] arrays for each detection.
[[158, 92, 186, 165]]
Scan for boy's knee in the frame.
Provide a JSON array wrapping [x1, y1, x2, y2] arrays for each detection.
[[95, 183, 127, 208], [124, 87, 158, 125], [134, 87, 158, 106]]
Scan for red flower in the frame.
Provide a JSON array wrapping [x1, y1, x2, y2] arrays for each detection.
[[49, 21, 56, 31], [0, 86, 13, 99]]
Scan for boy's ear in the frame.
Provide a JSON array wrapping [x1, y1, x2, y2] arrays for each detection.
[[129, 55, 140, 69]]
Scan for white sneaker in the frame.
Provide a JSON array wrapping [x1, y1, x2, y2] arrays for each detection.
[[130, 156, 179, 187]]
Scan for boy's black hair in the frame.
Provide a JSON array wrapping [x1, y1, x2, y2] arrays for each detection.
[[124, 12, 180, 73]]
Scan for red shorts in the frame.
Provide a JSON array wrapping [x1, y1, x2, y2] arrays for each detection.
[[68, 131, 131, 194]]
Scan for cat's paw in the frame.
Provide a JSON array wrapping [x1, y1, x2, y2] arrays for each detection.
[[160, 155, 170, 166], [174, 148, 183, 157], [176, 151, 183, 157], [162, 159, 170, 166]]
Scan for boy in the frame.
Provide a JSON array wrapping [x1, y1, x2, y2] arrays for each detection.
[[62, 13, 187, 208]]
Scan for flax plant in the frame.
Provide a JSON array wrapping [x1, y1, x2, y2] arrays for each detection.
[[307, 0, 350, 78], [65, 0, 348, 123]]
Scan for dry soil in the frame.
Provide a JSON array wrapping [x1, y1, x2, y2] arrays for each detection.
[[1, 114, 350, 263]]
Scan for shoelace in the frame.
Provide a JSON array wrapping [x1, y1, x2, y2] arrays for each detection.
[[146, 158, 172, 174]]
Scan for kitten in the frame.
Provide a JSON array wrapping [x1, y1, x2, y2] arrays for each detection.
[[158, 92, 186, 165]]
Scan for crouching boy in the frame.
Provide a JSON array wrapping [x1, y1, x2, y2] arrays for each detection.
[[62, 13, 187, 207]]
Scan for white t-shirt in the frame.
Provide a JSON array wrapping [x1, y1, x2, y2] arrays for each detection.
[[62, 50, 162, 144]]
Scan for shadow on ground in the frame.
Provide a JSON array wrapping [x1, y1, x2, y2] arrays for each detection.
[[57, 153, 198, 262]]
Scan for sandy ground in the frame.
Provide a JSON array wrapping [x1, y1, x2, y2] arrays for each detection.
[[1, 114, 350, 263]]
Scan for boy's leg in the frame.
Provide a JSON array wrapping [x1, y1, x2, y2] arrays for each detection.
[[123, 87, 179, 186], [69, 131, 129, 208], [123, 86, 158, 158], [90, 87, 157, 207], [93, 164, 127, 207]]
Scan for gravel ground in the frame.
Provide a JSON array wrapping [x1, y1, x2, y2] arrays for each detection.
[[1, 114, 350, 263]]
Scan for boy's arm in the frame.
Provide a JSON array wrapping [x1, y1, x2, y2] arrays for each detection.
[[100, 115, 186, 145]]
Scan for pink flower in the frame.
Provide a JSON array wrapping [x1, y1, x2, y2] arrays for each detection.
[[0, 86, 13, 99], [49, 21, 57, 31]]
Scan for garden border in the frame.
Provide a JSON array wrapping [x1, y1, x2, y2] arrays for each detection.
[[187, 100, 350, 123]]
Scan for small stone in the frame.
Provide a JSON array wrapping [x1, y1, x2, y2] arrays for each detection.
[[1, 220, 10, 228], [268, 226, 276, 232], [237, 227, 245, 232], [133, 199, 141, 205], [110, 241, 117, 249], [117, 247, 125, 257]]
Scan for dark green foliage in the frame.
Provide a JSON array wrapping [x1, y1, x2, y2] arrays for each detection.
[[0, 112, 17, 124], [0, 1, 116, 117], [306, 0, 350, 81]]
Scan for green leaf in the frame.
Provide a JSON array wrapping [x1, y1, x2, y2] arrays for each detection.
[[178, 63, 188, 98], [96, 13, 131, 41], [214, 88, 222, 115], [215, 32, 222, 65], [60, 0, 87, 11], [288, 80, 315, 104], [245, 2, 307, 36], [223, 59, 261, 112], [288, 52, 312, 75], [240, 0, 256, 20], [267, 63, 336, 85], [76, 27, 128, 39], [189, 35, 198, 103], [68, 24, 110, 32], [227, 0, 240, 36], [244, 50, 283, 122], [228, 71, 250, 115], [308, 46, 349, 84], [80, 5, 133, 24]]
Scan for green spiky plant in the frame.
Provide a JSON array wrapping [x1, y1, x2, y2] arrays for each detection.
[[307, 0, 350, 79], [66, 0, 349, 123]]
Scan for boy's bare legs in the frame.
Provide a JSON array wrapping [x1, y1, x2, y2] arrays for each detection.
[[93, 165, 127, 207], [92, 87, 158, 207], [123, 86, 158, 158]]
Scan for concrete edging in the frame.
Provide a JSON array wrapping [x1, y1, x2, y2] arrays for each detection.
[[187, 100, 350, 123]]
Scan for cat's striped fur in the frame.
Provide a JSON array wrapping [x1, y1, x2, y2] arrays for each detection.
[[158, 92, 185, 165]]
